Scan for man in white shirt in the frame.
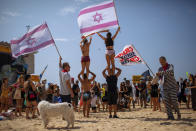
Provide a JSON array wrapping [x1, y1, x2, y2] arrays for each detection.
[[59, 57, 74, 103]]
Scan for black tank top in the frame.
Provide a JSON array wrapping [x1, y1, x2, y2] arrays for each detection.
[[106, 75, 117, 92], [105, 38, 113, 47]]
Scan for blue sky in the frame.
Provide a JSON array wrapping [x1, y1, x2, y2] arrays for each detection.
[[0, 0, 196, 86]]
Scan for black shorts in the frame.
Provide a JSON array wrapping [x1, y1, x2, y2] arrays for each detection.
[[108, 91, 118, 105], [60, 95, 71, 103], [102, 96, 108, 102]]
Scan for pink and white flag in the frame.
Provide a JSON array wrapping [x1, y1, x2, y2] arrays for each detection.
[[115, 45, 145, 66], [78, 0, 119, 37], [10, 23, 55, 58]]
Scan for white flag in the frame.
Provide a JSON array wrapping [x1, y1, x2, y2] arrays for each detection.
[[115, 45, 145, 66], [78, 0, 119, 37], [10, 22, 55, 58]]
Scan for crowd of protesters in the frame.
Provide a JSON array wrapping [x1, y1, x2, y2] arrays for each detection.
[[0, 56, 196, 120], [0, 74, 196, 119]]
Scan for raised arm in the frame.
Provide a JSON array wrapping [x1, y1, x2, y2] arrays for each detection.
[[115, 67, 122, 77], [59, 56, 62, 68], [88, 36, 92, 45], [89, 71, 96, 82], [112, 26, 120, 40], [97, 32, 106, 40], [102, 68, 107, 79], [80, 41, 83, 48]]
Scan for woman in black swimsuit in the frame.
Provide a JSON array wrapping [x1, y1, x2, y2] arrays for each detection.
[[97, 27, 120, 72]]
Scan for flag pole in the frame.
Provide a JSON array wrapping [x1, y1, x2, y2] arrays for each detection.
[[53, 42, 62, 58], [132, 44, 155, 77], [113, 0, 120, 26], [45, 22, 62, 58], [40, 65, 48, 81]]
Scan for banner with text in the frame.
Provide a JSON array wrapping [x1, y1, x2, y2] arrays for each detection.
[[115, 45, 145, 66]]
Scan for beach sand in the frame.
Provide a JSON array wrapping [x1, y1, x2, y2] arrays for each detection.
[[0, 104, 196, 131]]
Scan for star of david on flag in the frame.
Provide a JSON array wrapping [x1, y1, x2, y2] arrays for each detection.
[[77, 0, 119, 37], [10, 22, 55, 58]]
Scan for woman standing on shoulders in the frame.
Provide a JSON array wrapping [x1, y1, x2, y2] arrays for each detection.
[[97, 27, 120, 72]]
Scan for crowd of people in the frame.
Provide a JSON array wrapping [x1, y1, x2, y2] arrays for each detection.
[[0, 27, 196, 121], [0, 59, 196, 120]]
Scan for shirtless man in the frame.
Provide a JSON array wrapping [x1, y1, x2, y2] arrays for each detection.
[[78, 71, 96, 117], [80, 36, 92, 77]]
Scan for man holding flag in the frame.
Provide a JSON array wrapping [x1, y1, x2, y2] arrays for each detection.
[[59, 57, 74, 103]]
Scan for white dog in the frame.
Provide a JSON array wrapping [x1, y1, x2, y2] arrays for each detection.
[[38, 101, 75, 128]]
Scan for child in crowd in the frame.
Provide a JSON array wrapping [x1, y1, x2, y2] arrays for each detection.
[[46, 83, 53, 103], [52, 85, 60, 103], [91, 91, 97, 113], [101, 84, 108, 111], [149, 81, 161, 111]]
